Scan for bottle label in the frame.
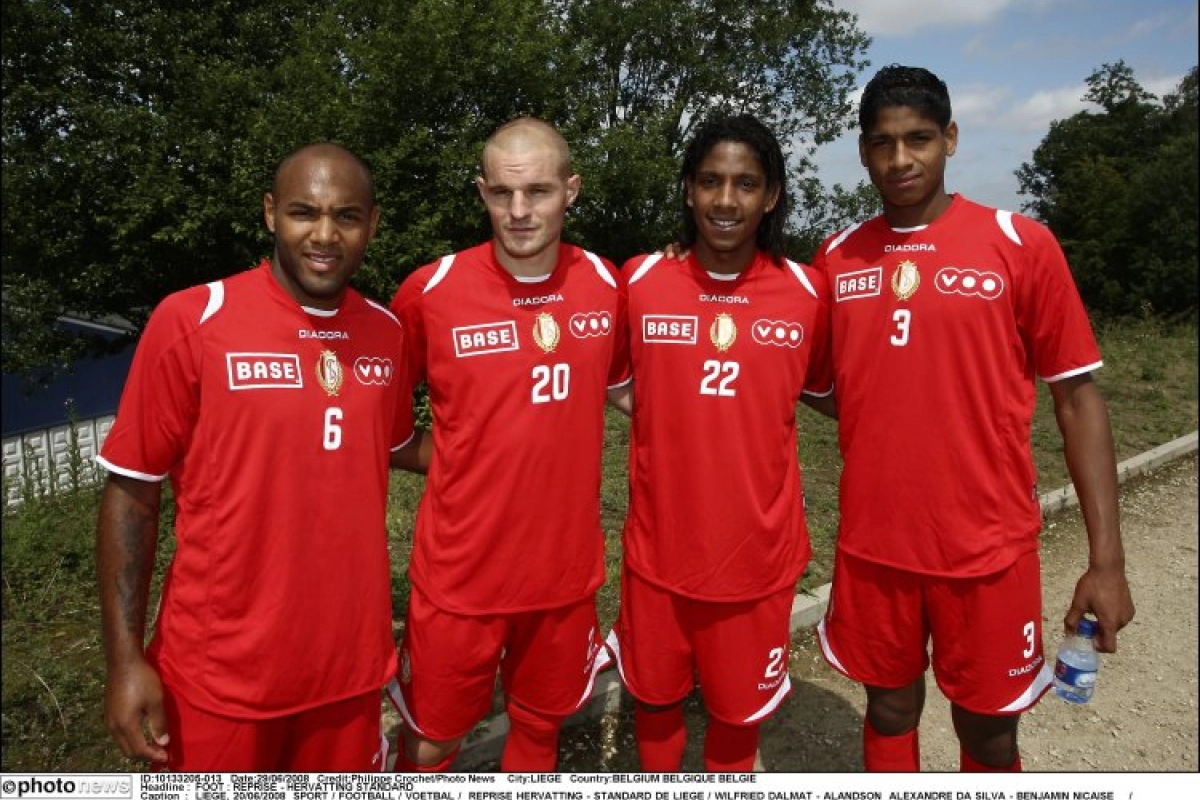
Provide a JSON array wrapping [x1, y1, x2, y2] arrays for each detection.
[[1054, 660, 1097, 688]]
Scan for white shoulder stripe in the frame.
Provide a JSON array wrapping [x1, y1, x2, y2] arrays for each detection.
[[824, 222, 863, 255], [628, 253, 664, 286], [200, 281, 224, 324], [785, 258, 818, 298], [424, 253, 457, 293], [95, 455, 168, 483], [365, 298, 401, 326], [584, 250, 617, 289], [997, 210, 1022, 245], [1042, 361, 1103, 383]]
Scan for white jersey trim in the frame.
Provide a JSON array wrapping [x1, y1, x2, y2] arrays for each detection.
[[200, 281, 224, 324], [385, 677, 425, 736], [95, 455, 167, 483], [996, 210, 1022, 245], [743, 672, 792, 724], [423, 254, 457, 294], [364, 297, 401, 327], [802, 385, 834, 399], [785, 258, 819, 298], [607, 375, 633, 390], [584, 250, 617, 289], [1041, 361, 1103, 383], [627, 253, 664, 286], [823, 222, 863, 256], [389, 429, 416, 453], [301, 304, 338, 318], [998, 660, 1054, 713]]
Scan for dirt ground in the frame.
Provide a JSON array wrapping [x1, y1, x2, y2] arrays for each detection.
[[540, 453, 1199, 774]]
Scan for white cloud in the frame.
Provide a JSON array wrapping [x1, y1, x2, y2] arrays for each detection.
[[833, 0, 1024, 37], [1008, 85, 1098, 132]]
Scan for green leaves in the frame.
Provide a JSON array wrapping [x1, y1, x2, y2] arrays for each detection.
[[3, 0, 870, 376], [1018, 62, 1198, 318]]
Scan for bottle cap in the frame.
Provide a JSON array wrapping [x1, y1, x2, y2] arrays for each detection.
[[1077, 617, 1098, 637]]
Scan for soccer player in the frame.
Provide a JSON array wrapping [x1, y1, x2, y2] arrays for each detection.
[[607, 114, 831, 772], [387, 117, 628, 772], [811, 65, 1136, 772], [95, 143, 414, 770]]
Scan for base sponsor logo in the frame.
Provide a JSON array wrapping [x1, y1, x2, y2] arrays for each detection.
[[835, 267, 882, 302], [453, 321, 519, 357], [227, 353, 303, 390], [643, 314, 697, 344]]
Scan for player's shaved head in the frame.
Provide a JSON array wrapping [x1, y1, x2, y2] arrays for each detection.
[[272, 142, 375, 205], [480, 118, 572, 181]]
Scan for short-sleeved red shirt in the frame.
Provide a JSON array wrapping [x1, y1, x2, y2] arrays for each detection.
[[812, 196, 1102, 576], [99, 260, 414, 718], [391, 242, 628, 615], [620, 251, 832, 602]]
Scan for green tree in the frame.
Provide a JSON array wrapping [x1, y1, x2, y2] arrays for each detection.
[[1016, 62, 1198, 317], [3, 0, 870, 380]]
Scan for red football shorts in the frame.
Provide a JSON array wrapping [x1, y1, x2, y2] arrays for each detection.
[[607, 564, 795, 725], [390, 585, 606, 742], [160, 686, 386, 771], [817, 547, 1054, 714]]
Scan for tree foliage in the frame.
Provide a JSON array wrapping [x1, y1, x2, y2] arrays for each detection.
[[1017, 61, 1198, 317], [2, 0, 870, 378]]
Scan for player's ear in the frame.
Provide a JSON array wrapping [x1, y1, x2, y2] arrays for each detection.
[[566, 174, 581, 207], [263, 193, 277, 233], [945, 121, 958, 158]]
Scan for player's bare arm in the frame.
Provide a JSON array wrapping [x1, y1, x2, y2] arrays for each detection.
[[96, 473, 169, 763], [801, 392, 837, 419], [391, 427, 432, 475], [1049, 372, 1135, 653], [607, 383, 633, 416]]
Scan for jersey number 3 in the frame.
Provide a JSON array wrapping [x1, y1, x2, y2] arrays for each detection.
[[891, 309, 912, 347]]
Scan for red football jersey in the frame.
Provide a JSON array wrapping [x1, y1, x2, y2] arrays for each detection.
[[391, 242, 628, 615], [813, 195, 1102, 577], [621, 251, 832, 602], [98, 260, 414, 718]]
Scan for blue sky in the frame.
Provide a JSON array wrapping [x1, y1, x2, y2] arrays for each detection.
[[812, 0, 1199, 213]]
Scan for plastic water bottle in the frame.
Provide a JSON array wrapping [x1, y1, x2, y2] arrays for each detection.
[[1053, 616, 1100, 704]]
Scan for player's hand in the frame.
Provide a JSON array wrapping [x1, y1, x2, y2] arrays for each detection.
[[1065, 564, 1135, 654], [661, 242, 689, 261], [104, 657, 170, 763]]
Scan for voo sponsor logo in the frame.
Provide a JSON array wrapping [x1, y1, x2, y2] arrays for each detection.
[[569, 311, 612, 338], [935, 267, 1005, 300], [353, 357, 394, 386], [752, 319, 804, 348]]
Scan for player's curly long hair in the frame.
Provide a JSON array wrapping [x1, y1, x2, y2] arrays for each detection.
[[859, 64, 952, 133], [678, 113, 788, 265]]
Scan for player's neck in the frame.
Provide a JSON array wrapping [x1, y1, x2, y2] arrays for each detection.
[[691, 240, 756, 277], [494, 241, 560, 279], [884, 191, 954, 230]]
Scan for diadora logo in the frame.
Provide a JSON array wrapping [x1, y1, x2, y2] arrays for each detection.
[[227, 353, 303, 390], [935, 267, 1005, 300], [835, 267, 882, 302], [452, 321, 519, 357], [353, 357, 393, 386], [643, 315, 697, 345], [569, 311, 613, 338], [752, 319, 805, 348]]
